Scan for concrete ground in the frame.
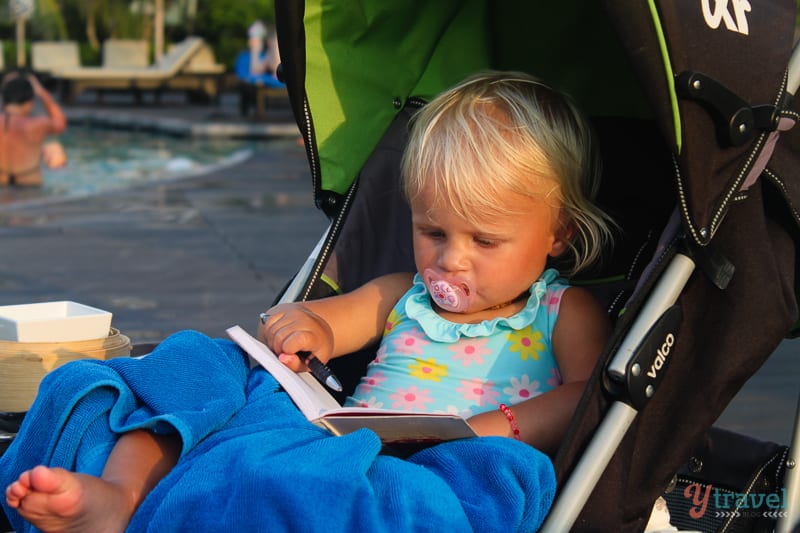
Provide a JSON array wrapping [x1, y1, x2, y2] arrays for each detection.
[[0, 89, 796, 449], [0, 89, 326, 342]]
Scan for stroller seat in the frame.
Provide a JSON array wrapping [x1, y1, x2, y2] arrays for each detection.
[[273, 0, 800, 531]]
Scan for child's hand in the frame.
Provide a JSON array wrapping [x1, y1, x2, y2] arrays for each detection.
[[258, 303, 334, 371]]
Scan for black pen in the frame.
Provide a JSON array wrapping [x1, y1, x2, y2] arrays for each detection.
[[260, 311, 343, 392], [296, 351, 343, 392]]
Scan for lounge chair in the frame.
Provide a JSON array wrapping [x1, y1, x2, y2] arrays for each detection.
[[102, 39, 149, 68], [30, 41, 81, 90], [51, 36, 225, 103], [73, 39, 152, 102], [164, 42, 227, 103], [31, 41, 81, 75]]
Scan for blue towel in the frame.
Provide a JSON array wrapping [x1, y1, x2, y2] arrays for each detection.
[[0, 330, 555, 532]]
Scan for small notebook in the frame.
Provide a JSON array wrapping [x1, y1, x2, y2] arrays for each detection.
[[226, 325, 478, 445]]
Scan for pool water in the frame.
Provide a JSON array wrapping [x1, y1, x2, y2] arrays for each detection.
[[40, 126, 256, 198]]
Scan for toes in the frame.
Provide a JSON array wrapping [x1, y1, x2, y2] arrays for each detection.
[[29, 466, 68, 493], [5, 482, 24, 506]]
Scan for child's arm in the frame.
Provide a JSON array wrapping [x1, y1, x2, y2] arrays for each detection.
[[259, 272, 414, 369], [467, 286, 609, 455]]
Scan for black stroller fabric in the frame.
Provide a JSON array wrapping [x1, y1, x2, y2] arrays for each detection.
[[627, 1, 799, 246], [557, 179, 798, 531], [664, 427, 790, 533], [553, 2, 800, 530]]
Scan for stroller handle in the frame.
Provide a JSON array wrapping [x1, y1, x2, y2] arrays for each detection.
[[788, 38, 800, 96]]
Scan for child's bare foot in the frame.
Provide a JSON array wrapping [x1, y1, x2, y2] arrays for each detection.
[[5, 465, 135, 533]]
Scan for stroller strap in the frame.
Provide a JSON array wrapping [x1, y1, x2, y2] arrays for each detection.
[[741, 115, 797, 192]]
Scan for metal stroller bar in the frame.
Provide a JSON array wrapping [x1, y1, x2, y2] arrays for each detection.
[[776, 36, 800, 533], [777, 394, 800, 533], [788, 40, 800, 104], [278, 225, 331, 304], [540, 253, 696, 532], [605, 255, 694, 381]]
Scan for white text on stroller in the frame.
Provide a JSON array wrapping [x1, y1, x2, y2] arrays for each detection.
[[701, 0, 751, 35], [646, 333, 674, 379]]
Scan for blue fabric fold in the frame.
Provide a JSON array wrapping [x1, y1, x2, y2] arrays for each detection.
[[0, 329, 555, 532]]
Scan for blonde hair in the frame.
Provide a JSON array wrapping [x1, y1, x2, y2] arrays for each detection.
[[402, 70, 613, 276]]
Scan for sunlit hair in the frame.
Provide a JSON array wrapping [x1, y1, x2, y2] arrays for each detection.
[[402, 70, 614, 276]]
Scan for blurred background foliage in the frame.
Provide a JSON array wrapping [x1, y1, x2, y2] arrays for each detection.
[[0, 0, 275, 68], [0, 1, 798, 72]]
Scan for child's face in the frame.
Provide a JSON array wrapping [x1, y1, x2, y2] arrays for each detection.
[[410, 183, 568, 314]]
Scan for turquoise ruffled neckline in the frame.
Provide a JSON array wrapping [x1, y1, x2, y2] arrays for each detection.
[[405, 268, 560, 343]]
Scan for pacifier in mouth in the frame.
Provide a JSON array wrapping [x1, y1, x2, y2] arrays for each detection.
[[424, 268, 473, 313]]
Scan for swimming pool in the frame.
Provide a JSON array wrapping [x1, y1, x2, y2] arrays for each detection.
[[10, 126, 258, 202]]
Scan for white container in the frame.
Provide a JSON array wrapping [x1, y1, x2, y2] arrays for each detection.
[[0, 301, 113, 342]]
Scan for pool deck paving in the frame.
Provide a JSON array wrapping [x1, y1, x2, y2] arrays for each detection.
[[0, 92, 326, 343], [0, 90, 796, 448]]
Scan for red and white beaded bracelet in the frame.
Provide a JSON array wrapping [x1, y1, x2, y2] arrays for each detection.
[[499, 403, 521, 440]]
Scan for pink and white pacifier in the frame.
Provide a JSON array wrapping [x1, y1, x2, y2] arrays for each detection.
[[424, 268, 473, 313]]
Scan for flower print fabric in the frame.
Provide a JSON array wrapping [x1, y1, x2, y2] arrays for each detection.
[[345, 269, 568, 417]]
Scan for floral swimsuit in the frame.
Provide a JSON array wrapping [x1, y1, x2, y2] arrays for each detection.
[[345, 269, 568, 417]]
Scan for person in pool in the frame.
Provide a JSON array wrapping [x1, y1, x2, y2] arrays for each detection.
[[0, 72, 68, 187]]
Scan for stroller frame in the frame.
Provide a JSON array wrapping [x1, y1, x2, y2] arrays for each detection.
[[539, 39, 800, 533], [274, 10, 800, 533]]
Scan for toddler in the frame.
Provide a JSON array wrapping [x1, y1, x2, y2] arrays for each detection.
[[263, 70, 613, 454]]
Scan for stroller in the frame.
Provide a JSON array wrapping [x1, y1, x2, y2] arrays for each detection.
[[272, 0, 800, 531]]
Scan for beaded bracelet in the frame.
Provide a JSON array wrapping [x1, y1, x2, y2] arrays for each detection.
[[499, 403, 521, 440]]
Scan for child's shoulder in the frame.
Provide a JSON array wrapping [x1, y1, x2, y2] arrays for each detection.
[[558, 285, 605, 314], [555, 285, 611, 337]]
